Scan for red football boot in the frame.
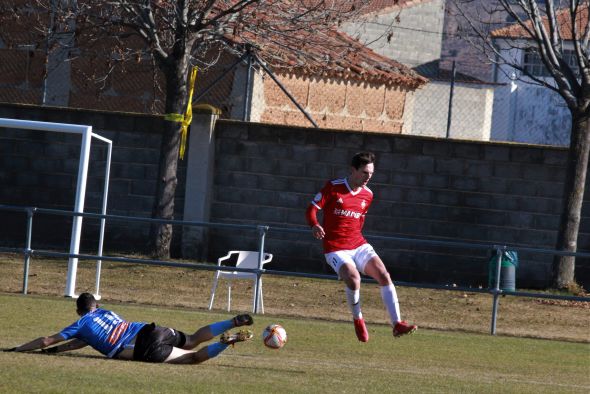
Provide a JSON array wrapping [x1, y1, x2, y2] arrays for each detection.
[[353, 318, 369, 342], [393, 321, 417, 337]]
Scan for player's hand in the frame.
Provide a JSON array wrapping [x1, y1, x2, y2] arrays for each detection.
[[311, 224, 325, 240], [3, 347, 17, 352]]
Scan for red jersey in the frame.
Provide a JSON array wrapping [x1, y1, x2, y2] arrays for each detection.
[[309, 178, 373, 253]]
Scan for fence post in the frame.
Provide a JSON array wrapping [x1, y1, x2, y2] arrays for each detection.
[[254, 225, 268, 314], [181, 107, 220, 260], [446, 61, 456, 138], [22, 208, 35, 294], [243, 46, 253, 122], [490, 245, 505, 335]]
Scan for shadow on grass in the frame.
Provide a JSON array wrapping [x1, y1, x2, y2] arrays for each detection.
[[20, 352, 107, 361], [216, 362, 306, 375]]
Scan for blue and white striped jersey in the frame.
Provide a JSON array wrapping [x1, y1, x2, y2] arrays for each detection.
[[60, 308, 146, 358]]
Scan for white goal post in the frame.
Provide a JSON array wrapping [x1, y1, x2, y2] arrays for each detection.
[[0, 117, 112, 299]]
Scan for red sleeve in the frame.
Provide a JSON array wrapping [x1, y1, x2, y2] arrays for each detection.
[[305, 204, 320, 227], [306, 181, 331, 227]]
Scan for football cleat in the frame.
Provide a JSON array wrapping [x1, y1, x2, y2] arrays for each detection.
[[393, 321, 417, 337], [220, 329, 254, 346], [233, 314, 254, 327], [353, 318, 369, 342]]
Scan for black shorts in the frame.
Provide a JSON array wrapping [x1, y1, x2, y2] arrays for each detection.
[[133, 323, 187, 363]]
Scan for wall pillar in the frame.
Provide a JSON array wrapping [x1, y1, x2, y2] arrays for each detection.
[[181, 104, 221, 260]]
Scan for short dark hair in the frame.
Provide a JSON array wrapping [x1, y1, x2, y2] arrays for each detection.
[[351, 151, 375, 169], [76, 292, 97, 314]]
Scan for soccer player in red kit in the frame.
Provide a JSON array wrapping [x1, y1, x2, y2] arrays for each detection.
[[306, 151, 417, 342]]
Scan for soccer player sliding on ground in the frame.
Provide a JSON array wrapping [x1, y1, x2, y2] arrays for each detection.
[[306, 151, 417, 342], [4, 293, 253, 364]]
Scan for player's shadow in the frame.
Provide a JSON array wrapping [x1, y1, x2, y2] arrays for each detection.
[[217, 363, 305, 375], [40, 352, 106, 360]]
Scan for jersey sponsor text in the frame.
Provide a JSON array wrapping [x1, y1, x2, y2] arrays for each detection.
[[333, 208, 362, 219]]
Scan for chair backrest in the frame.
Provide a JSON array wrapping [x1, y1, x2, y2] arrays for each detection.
[[235, 251, 272, 269]]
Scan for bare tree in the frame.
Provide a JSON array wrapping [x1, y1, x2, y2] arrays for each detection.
[[1, 0, 372, 258], [452, 0, 590, 289]]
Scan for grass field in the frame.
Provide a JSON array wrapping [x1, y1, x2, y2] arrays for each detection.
[[1, 253, 588, 342], [1, 252, 589, 392], [0, 294, 588, 393]]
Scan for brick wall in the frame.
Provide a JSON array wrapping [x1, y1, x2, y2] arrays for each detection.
[[1, 103, 589, 289], [259, 74, 409, 133]]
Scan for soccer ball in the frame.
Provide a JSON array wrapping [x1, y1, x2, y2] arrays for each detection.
[[262, 324, 287, 349]]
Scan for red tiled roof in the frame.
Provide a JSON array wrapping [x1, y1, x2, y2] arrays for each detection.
[[0, 0, 427, 113], [215, 0, 426, 88], [231, 27, 427, 88], [491, 6, 588, 40]]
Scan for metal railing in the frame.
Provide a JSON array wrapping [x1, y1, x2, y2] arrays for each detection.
[[1, 203, 588, 336]]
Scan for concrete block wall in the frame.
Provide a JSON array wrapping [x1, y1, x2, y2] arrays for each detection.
[[210, 121, 590, 288], [1, 103, 589, 288], [411, 81, 495, 140], [441, 0, 502, 81], [0, 104, 186, 251], [341, 0, 446, 68]]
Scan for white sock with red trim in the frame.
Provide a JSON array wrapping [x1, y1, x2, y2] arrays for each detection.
[[381, 284, 401, 325], [345, 287, 362, 320]]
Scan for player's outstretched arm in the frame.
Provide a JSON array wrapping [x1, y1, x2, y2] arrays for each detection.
[[42, 338, 88, 354], [8, 333, 65, 352]]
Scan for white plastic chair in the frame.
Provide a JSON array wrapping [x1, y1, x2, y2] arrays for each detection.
[[208, 251, 273, 313]]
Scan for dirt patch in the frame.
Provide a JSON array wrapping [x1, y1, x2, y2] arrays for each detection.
[[535, 299, 590, 309]]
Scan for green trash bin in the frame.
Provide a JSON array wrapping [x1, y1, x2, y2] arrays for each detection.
[[488, 250, 518, 291]]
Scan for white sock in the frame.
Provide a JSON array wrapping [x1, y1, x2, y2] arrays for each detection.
[[381, 284, 401, 325], [345, 287, 362, 320]]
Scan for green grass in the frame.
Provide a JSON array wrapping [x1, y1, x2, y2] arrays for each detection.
[[2, 254, 589, 343], [1, 294, 588, 393]]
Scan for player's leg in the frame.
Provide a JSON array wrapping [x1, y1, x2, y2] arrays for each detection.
[[326, 251, 363, 318], [326, 250, 368, 341], [163, 346, 208, 364], [339, 262, 362, 316], [341, 263, 369, 342], [164, 328, 253, 364], [181, 314, 253, 350], [363, 255, 399, 321], [357, 245, 400, 322], [362, 249, 417, 337]]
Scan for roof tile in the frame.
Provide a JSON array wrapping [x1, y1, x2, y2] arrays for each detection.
[[234, 26, 427, 88], [491, 6, 588, 40]]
